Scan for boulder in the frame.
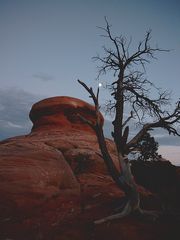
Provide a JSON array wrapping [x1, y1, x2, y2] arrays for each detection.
[[0, 96, 179, 240], [0, 96, 121, 238]]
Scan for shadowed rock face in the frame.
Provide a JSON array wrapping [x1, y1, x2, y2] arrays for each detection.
[[131, 160, 180, 211], [0, 96, 179, 240]]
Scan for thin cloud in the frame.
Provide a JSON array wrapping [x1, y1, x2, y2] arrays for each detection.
[[7, 121, 24, 129], [0, 120, 24, 129], [153, 133, 166, 138], [32, 73, 54, 81], [0, 88, 42, 140]]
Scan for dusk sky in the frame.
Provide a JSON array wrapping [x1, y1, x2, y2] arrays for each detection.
[[0, 0, 180, 165]]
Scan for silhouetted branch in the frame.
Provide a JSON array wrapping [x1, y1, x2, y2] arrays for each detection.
[[122, 111, 134, 128], [127, 100, 180, 151]]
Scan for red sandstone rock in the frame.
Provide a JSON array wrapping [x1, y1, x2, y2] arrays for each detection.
[[0, 96, 179, 240], [29, 96, 104, 133], [0, 140, 79, 210], [0, 96, 121, 238]]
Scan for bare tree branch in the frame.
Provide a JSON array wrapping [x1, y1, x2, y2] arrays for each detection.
[[127, 100, 180, 151], [122, 111, 134, 128]]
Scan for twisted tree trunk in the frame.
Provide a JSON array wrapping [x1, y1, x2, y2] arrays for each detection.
[[93, 125, 141, 224]]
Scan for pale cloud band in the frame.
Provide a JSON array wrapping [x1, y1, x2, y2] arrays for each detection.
[[32, 73, 55, 82], [159, 146, 180, 166]]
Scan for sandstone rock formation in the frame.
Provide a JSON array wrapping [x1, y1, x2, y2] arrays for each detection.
[[0, 96, 179, 240], [0, 96, 121, 238], [29, 96, 104, 132]]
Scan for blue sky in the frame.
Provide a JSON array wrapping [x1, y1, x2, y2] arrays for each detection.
[[0, 0, 180, 164]]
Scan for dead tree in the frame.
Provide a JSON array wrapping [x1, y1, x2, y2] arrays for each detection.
[[78, 18, 180, 224]]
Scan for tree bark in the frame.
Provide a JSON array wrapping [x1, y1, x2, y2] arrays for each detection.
[[117, 153, 139, 208], [113, 71, 124, 152], [94, 125, 141, 224], [94, 153, 140, 224]]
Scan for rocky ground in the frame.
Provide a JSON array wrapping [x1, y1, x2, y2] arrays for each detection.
[[0, 96, 179, 240]]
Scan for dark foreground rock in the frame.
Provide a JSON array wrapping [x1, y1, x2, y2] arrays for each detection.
[[0, 96, 179, 240]]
